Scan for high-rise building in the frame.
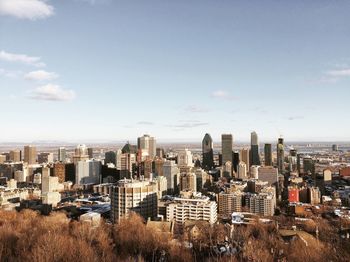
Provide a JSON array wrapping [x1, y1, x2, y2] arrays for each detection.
[[277, 138, 285, 173], [180, 172, 197, 192], [110, 179, 158, 223], [163, 160, 180, 194], [9, 150, 21, 162], [250, 131, 260, 166], [88, 147, 94, 159], [240, 148, 250, 173], [137, 134, 156, 159], [245, 192, 275, 216], [303, 156, 315, 176], [218, 191, 242, 216], [105, 151, 117, 165], [58, 147, 66, 162], [264, 144, 272, 166], [221, 134, 233, 165], [75, 160, 101, 185], [38, 152, 54, 164], [73, 144, 89, 165], [24, 145, 37, 164], [202, 133, 214, 170], [177, 149, 193, 172], [54, 162, 66, 183], [232, 151, 240, 173], [0, 155, 6, 164], [237, 162, 248, 180]]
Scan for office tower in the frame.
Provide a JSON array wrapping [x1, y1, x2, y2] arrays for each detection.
[[156, 148, 165, 158], [75, 160, 101, 185], [250, 131, 260, 166], [137, 134, 156, 159], [195, 168, 210, 191], [73, 144, 89, 164], [277, 138, 285, 173], [58, 147, 66, 162], [177, 149, 193, 172], [120, 153, 136, 178], [218, 191, 242, 216], [142, 158, 153, 179], [288, 149, 297, 172], [250, 165, 259, 179], [0, 155, 6, 164], [232, 151, 240, 173], [88, 148, 94, 159], [221, 134, 233, 165], [115, 149, 122, 170], [38, 152, 54, 164], [110, 179, 158, 223], [24, 145, 37, 164], [180, 172, 197, 192], [202, 133, 214, 170], [332, 144, 338, 152], [258, 166, 278, 187], [9, 150, 21, 162], [240, 148, 250, 173], [154, 158, 165, 176], [237, 162, 248, 180], [105, 151, 117, 165], [163, 160, 180, 194], [223, 161, 233, 179], [165, 194, 217, 224], [264, 144, 272, 166], [303, 156, 315, 176], [54, 162, 66, 183]]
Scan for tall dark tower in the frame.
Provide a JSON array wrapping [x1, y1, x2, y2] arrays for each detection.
[[202, 133, 214, 170], [277, 138, 285, 173], [250, 131, 260, 166], [264, 143, 272, 166]]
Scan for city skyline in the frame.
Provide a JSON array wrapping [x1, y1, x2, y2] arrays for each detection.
[[1, 0, 350, 142]]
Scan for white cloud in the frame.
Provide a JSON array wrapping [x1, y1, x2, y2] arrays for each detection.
[[0, 50, 45, 67], [0, 0, 54, 20], [327, 69, 350, 77], [29, 84, 75, 101], [25, 70, 58, 81], [211, 90, 234, 100]]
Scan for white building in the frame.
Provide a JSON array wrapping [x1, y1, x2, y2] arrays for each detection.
[[237, 162, 248, 180], [138, 134, 156, 159], [166, 193, 217, 224], [177, 149, 193, 170], [75, 160, 101, 185], [163, 160, 180, 194]]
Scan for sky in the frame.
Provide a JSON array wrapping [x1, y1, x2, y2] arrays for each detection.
[[0, 0, 350, 143]]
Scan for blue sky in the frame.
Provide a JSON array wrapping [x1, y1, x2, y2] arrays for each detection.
[[0, 0, 350, 142]]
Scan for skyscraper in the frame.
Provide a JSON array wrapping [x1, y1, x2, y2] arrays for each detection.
[[88, 147, 94, 159], [250, 131, 260, 166], [202, 133, 214, 170], [221, 134, 233, 165], [9, 150, 21, 162], [24, 145, 37, 164], [240, 148, 250, 173], [137, 134, 156, 159], [73, 144, 89, 165], [163, 160, 180, 194], [277, 138, 285, 173], [58, 147, 66, 162], [264, 143, 272, 166]]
